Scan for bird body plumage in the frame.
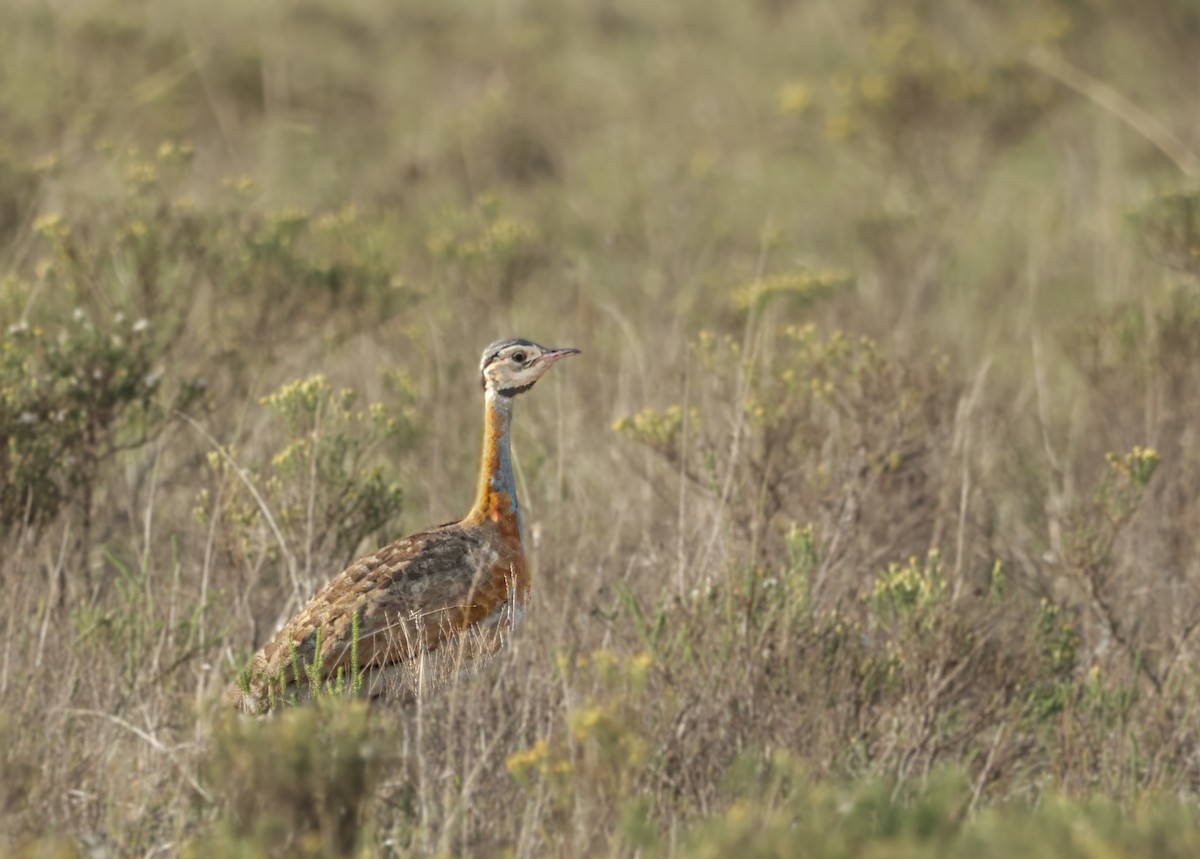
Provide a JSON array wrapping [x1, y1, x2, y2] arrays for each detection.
[[231, 339, 577, 713]]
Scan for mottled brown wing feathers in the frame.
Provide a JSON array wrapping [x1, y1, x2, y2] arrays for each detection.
[[240, 524, 508, 709]]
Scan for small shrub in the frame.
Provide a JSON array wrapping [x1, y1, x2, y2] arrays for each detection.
[[616, 321, 954, 592], [1129, 188, 1200, 281], [200, 372, 418, 599], [784, 4, 1065, 177], [731, 269, 854, 316], [0, 308, 177, 533], [424, 195, 544, 305], [194, 700, 381, 858]]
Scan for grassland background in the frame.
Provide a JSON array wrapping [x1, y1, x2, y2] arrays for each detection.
[[4, 0, 1200, 856]]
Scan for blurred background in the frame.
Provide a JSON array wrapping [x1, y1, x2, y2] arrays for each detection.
[[4, 0, 1200, 855]]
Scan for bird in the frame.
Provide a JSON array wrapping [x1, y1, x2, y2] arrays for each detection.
[[230, 338, 579, 713]]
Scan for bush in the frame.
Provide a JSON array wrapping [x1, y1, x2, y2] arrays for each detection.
[[195, 701, 382, 858]]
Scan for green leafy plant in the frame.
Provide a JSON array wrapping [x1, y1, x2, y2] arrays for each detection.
[[0, 308, 183, 534]]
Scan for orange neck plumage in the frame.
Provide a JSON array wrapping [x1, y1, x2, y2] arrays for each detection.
[[466, 390, 520, 531]]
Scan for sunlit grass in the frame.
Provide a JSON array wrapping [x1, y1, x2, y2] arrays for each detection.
[[4, 0, 1200, 855]]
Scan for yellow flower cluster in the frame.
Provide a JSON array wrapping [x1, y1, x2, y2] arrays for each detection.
[[260, 374, 334, 416], [732, 269, 853, 314], [777, 81, 812, 115], [871, 549, 945, 618], [268, 207, 311, 230], [313, 205, 358, 234], [508, 649, 654, 788], [612, 404, 688, 454], [1105, 445, 1160, 490], [33, 214, 70, 241], [425, 209, 538, 264]]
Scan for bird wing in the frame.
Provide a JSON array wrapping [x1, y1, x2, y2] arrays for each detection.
[[240, 524, 513, 708]]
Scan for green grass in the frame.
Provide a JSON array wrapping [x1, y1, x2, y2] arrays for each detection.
[[4, 0, 1200, 855]]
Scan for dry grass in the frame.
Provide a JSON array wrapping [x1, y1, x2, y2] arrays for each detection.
[[4, 0, 1200, 855]]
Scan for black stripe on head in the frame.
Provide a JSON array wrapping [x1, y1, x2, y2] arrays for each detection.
[[480, 337, 538, 389], [497, 382, 536, 397]]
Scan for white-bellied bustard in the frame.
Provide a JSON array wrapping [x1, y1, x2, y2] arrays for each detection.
[[230, 338, 579, 713]]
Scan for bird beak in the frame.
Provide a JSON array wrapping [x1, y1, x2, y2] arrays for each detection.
[[539, 347, 581, 366]]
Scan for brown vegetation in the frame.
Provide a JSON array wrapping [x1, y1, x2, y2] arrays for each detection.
[[3, 0, 1200, 855]]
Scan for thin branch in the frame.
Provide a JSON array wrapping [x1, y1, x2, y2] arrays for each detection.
[[176, 411, 300, 602], [60, 708, 213, 803], [1027, 48, 1200, 178]]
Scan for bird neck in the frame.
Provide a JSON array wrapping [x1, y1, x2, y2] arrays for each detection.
[[467, 389, 521, 529]]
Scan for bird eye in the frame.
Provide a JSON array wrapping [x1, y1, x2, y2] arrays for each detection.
[[512, 352, 527, 363]]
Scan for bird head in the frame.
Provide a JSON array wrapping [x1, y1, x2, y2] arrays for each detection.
[[480, 338, 580, 397]]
